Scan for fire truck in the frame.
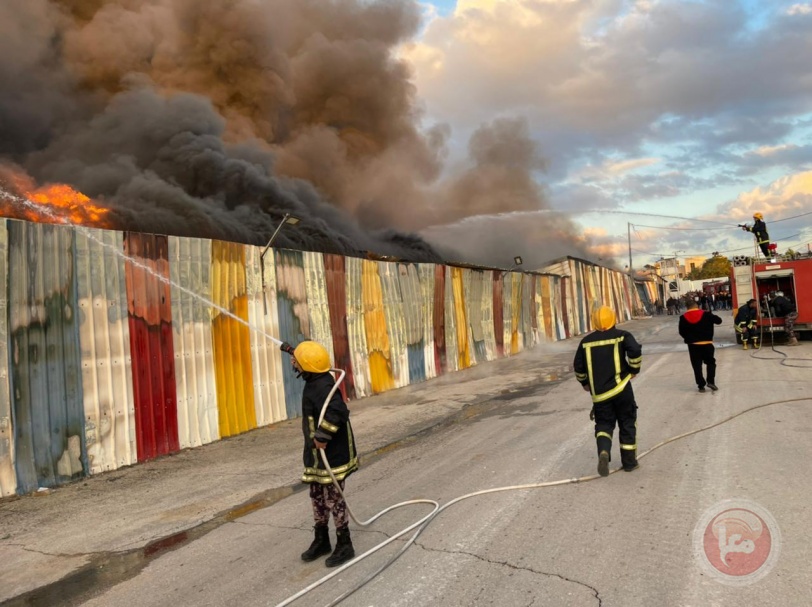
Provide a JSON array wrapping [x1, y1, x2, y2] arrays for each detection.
[[730, 253, 812, 342]]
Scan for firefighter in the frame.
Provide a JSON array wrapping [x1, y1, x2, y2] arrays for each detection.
[[772, 291, 800, 346], [282, 340, 359, 568], [735, 299, 759, 350], [678, 299, 723, 393], [742, 212, 770, 258], [573, 305, 643, 476]]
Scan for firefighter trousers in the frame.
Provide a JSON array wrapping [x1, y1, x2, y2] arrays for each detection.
[[594, 383, 638, 470]]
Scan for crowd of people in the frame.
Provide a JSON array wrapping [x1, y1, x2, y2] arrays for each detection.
[[653, 291, 733, 315]]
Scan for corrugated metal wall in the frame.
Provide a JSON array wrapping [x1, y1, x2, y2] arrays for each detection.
[[170, 236, 219, 448], [9, 222, 86, 493], [211, 241, 257, 438], [324, 255, 355, 400], [245, 244, 286, 426], [0, 222, 647, 496], [77, 229, 136, 473], [124, 233, 179, 461], [0, 220, 14, 497]]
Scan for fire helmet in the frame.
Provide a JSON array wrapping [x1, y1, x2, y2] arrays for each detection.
[[591, 306, 616, 331], [293, 341, 331, 373], [753, 212, 763, 220]]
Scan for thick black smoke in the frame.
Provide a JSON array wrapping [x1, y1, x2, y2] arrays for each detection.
[[0, 0, 594, 266]]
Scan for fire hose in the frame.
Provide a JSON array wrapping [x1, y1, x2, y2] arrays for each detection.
[[274, 354, 811, 607]]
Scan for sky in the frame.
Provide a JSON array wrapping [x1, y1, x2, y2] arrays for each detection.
[[409, 0, 812, 269]]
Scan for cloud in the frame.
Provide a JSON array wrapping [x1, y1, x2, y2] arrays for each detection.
[[787, 3, 812, 16], [406, 0, 812, 177]]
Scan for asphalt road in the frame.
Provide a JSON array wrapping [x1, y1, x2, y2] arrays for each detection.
[[70, 312, 812, 607], [4, 312, 812, 607]]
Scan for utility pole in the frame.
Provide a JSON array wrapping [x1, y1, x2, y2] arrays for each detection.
[[627, 222, 633, 277]]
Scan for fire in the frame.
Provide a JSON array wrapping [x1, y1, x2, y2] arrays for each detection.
[[0, 170, 111, 228]]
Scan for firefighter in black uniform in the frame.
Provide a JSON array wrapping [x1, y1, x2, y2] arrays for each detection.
[[735, 299, 759, 350], [281, 340, 359, 568], [573, 306, 643, 477], [742, 212, 770, 258], [772, 291, 799, 346]]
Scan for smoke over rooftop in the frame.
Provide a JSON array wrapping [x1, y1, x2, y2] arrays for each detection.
[[0, 0, 595, 267]]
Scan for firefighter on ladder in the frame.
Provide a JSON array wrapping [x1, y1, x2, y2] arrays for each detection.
[[573, 305, 643, 476], [735, 298, 759, 350], [741, 212, 770, 258]]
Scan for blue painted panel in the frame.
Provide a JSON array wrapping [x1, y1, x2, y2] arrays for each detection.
[[8, 221, 86, 493], [273, 249, 307, 419]]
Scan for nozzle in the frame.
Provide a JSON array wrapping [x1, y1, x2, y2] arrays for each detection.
[[280, 341, 296, 356]]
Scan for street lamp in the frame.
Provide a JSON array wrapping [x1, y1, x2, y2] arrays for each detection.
[[497, 256, 524, 281], [260, 212, 301, 313]]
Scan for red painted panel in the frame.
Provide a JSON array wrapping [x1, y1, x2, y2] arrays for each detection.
[[324, 254, 355, 401], [124, 233, 179, 461], [492, 271, 504, 358], [433, 265, 446, 375]]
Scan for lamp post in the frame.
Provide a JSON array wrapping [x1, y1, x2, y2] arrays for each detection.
[[500, 256, 524, 278], [673, 250, 683, 298], [260, 212, 301, 313]]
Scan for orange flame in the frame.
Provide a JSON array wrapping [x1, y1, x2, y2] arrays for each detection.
[[0, 170, 112, 228]]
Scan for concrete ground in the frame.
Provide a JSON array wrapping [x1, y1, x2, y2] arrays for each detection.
[[1, 312, 811, 606]]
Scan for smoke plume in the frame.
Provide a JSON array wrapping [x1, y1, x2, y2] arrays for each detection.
[[0, 0, 595, 266]]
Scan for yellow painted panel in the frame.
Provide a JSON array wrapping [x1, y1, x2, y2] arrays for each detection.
[[211, 241, 257, 437], [362, 260, 394, 393], [510, 273, 522, 354], [451, 268, 471, 369]]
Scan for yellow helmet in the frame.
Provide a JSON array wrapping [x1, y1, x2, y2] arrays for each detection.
[[293, 341, 331, 373], [591, 305, 616, 331], [753, 212, 763, 220]]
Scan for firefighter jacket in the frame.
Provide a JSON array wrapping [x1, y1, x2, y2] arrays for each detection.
[[300, 371, 358, 485], [772, 295, 796, 317], [745, 220, 769, 245], [735, 304, 757, 327], [573, 327, 642, 403], [678, 309, 722, 344]]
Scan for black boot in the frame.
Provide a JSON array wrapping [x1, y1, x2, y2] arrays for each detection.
[[301, 525, 331, 562], [621, 448, 639, 472], [325, 527, 355, 568]]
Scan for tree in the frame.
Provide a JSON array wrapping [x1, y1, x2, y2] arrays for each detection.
[[700, 255, 732, 279]]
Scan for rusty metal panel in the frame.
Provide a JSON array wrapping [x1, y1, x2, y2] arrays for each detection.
[[509, 273, 523, 354], [492, 271, 504, 358], [522, 274, 534, 349], [245, 244, 286, 426], [534, 277, 546, 344], [274, 249, 308, 417], [399, 263, 427, 384], [124, 233, 179, 461], [443, 266, 459, 372], [303, 252, 336, 365], [323, 255, 356, 400], [0, 220, 14, 496], [379, 262, 409, 388], [418, 264, 436, 380], [466, 269, 494, 363], [211, 241, 257, 437], [433, 265, 446, 375], [9, 221, 86, 493], [169, 236, 219, 447], [345, 257, 371, 398], [540, 276, 553, 341], [362, 259, 394, 394], [76, 228, 136, 474]]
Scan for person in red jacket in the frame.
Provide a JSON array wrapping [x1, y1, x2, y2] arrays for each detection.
[[678, 299, 723, 393]]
